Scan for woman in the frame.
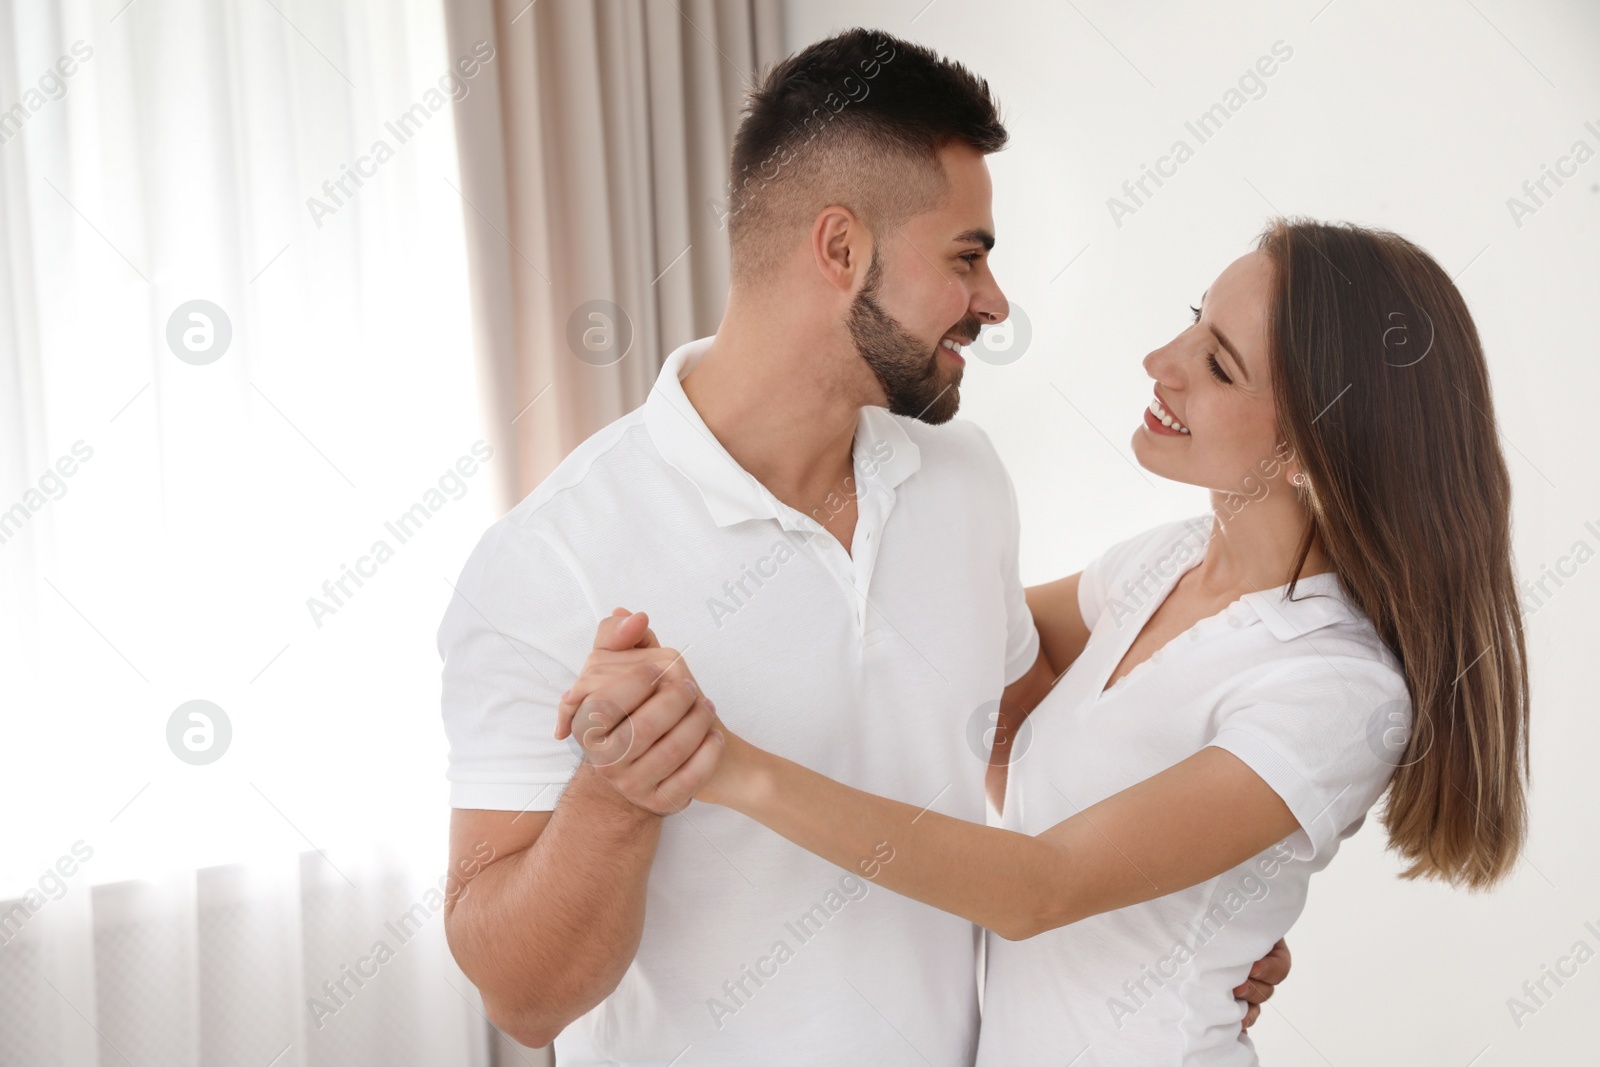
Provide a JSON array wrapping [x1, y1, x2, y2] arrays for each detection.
[[559, 219, 1530, 1063]]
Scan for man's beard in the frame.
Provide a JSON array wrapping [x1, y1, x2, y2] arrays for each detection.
[[845, 251, 972, 425]]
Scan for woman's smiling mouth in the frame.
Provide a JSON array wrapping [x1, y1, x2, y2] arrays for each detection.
[[1144, 392, 1190, 435]]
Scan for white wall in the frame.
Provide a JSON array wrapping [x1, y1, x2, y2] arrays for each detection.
[[784, 1, 1600, 1060]]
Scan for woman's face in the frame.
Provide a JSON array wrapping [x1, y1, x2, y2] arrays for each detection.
[[1131, 250, 1301, 493]]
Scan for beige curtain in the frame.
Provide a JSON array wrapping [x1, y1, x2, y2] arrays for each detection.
[[444, 0, 786, 509]]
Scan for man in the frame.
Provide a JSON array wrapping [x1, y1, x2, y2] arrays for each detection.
[[438, 28, 1284, 1064]]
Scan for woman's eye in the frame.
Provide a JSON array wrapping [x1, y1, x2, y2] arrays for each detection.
[[1189, 304, 1202, 324], [1206, 355, 1232, 384]]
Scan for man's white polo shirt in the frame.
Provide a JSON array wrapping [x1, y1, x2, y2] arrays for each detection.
[[438, 335, 1039, 1066]]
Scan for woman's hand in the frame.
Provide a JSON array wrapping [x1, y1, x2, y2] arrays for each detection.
[[556, 609, 754, 810], [548, 609, 723, 813]]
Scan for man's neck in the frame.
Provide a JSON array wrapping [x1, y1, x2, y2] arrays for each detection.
[[679, 308, 871, 516]]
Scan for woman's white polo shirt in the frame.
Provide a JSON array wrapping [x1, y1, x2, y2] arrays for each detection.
[[978, 516, 1411, 1066]]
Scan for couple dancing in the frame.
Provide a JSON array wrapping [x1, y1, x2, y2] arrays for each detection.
[[437, 27, 1529, 1066]]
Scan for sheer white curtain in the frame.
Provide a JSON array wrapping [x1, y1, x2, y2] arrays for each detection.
[[1, 1, 498, 1064]]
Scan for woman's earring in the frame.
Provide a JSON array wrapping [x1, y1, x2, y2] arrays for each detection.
[[1291, 472, 1308, 488]]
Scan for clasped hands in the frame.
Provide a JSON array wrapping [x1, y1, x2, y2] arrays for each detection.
[[555, 608, 733, 815]]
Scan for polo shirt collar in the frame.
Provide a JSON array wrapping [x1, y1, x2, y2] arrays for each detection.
[[1242, 570, 1358, 641], [642, 336, 921, 529]]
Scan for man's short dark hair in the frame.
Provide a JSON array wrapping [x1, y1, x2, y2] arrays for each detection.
[[725, 28, 1007, 281]]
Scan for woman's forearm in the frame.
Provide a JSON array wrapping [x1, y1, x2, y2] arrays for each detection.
[[711, 737, 1303, 946], [715, 736, 1069, 940]]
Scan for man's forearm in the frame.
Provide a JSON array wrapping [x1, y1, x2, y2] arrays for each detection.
[[447, 765, 662, 1047]]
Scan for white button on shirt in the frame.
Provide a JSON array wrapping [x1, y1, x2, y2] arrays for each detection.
[[977, 516, 1410, 1066], [438, 336, 1039, 1066]]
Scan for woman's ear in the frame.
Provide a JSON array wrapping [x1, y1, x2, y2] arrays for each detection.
[[1272, 441, 1305, 489]]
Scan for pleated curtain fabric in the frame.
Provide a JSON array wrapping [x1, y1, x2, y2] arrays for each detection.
[[441, 0, 786, 508], [0, 1, 517, 1064]]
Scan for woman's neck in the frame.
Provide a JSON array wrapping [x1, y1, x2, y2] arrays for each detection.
[[1192, 487, 1332, 598]]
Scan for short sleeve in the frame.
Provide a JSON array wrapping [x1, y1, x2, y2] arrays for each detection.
[[1076, 516, 1210, 632], [437, 519, 598, 811], [1207, 656, 1411, 861]]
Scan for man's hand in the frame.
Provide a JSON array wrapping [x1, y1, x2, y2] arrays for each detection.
[[554, 608, 723, 815], [1236, 937, 1291, 1029]]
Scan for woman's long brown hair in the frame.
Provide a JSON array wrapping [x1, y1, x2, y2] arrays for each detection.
[[1259, 218, 1529, 889]]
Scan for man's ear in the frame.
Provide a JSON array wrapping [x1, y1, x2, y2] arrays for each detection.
[[812, 206, 870, 294]]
